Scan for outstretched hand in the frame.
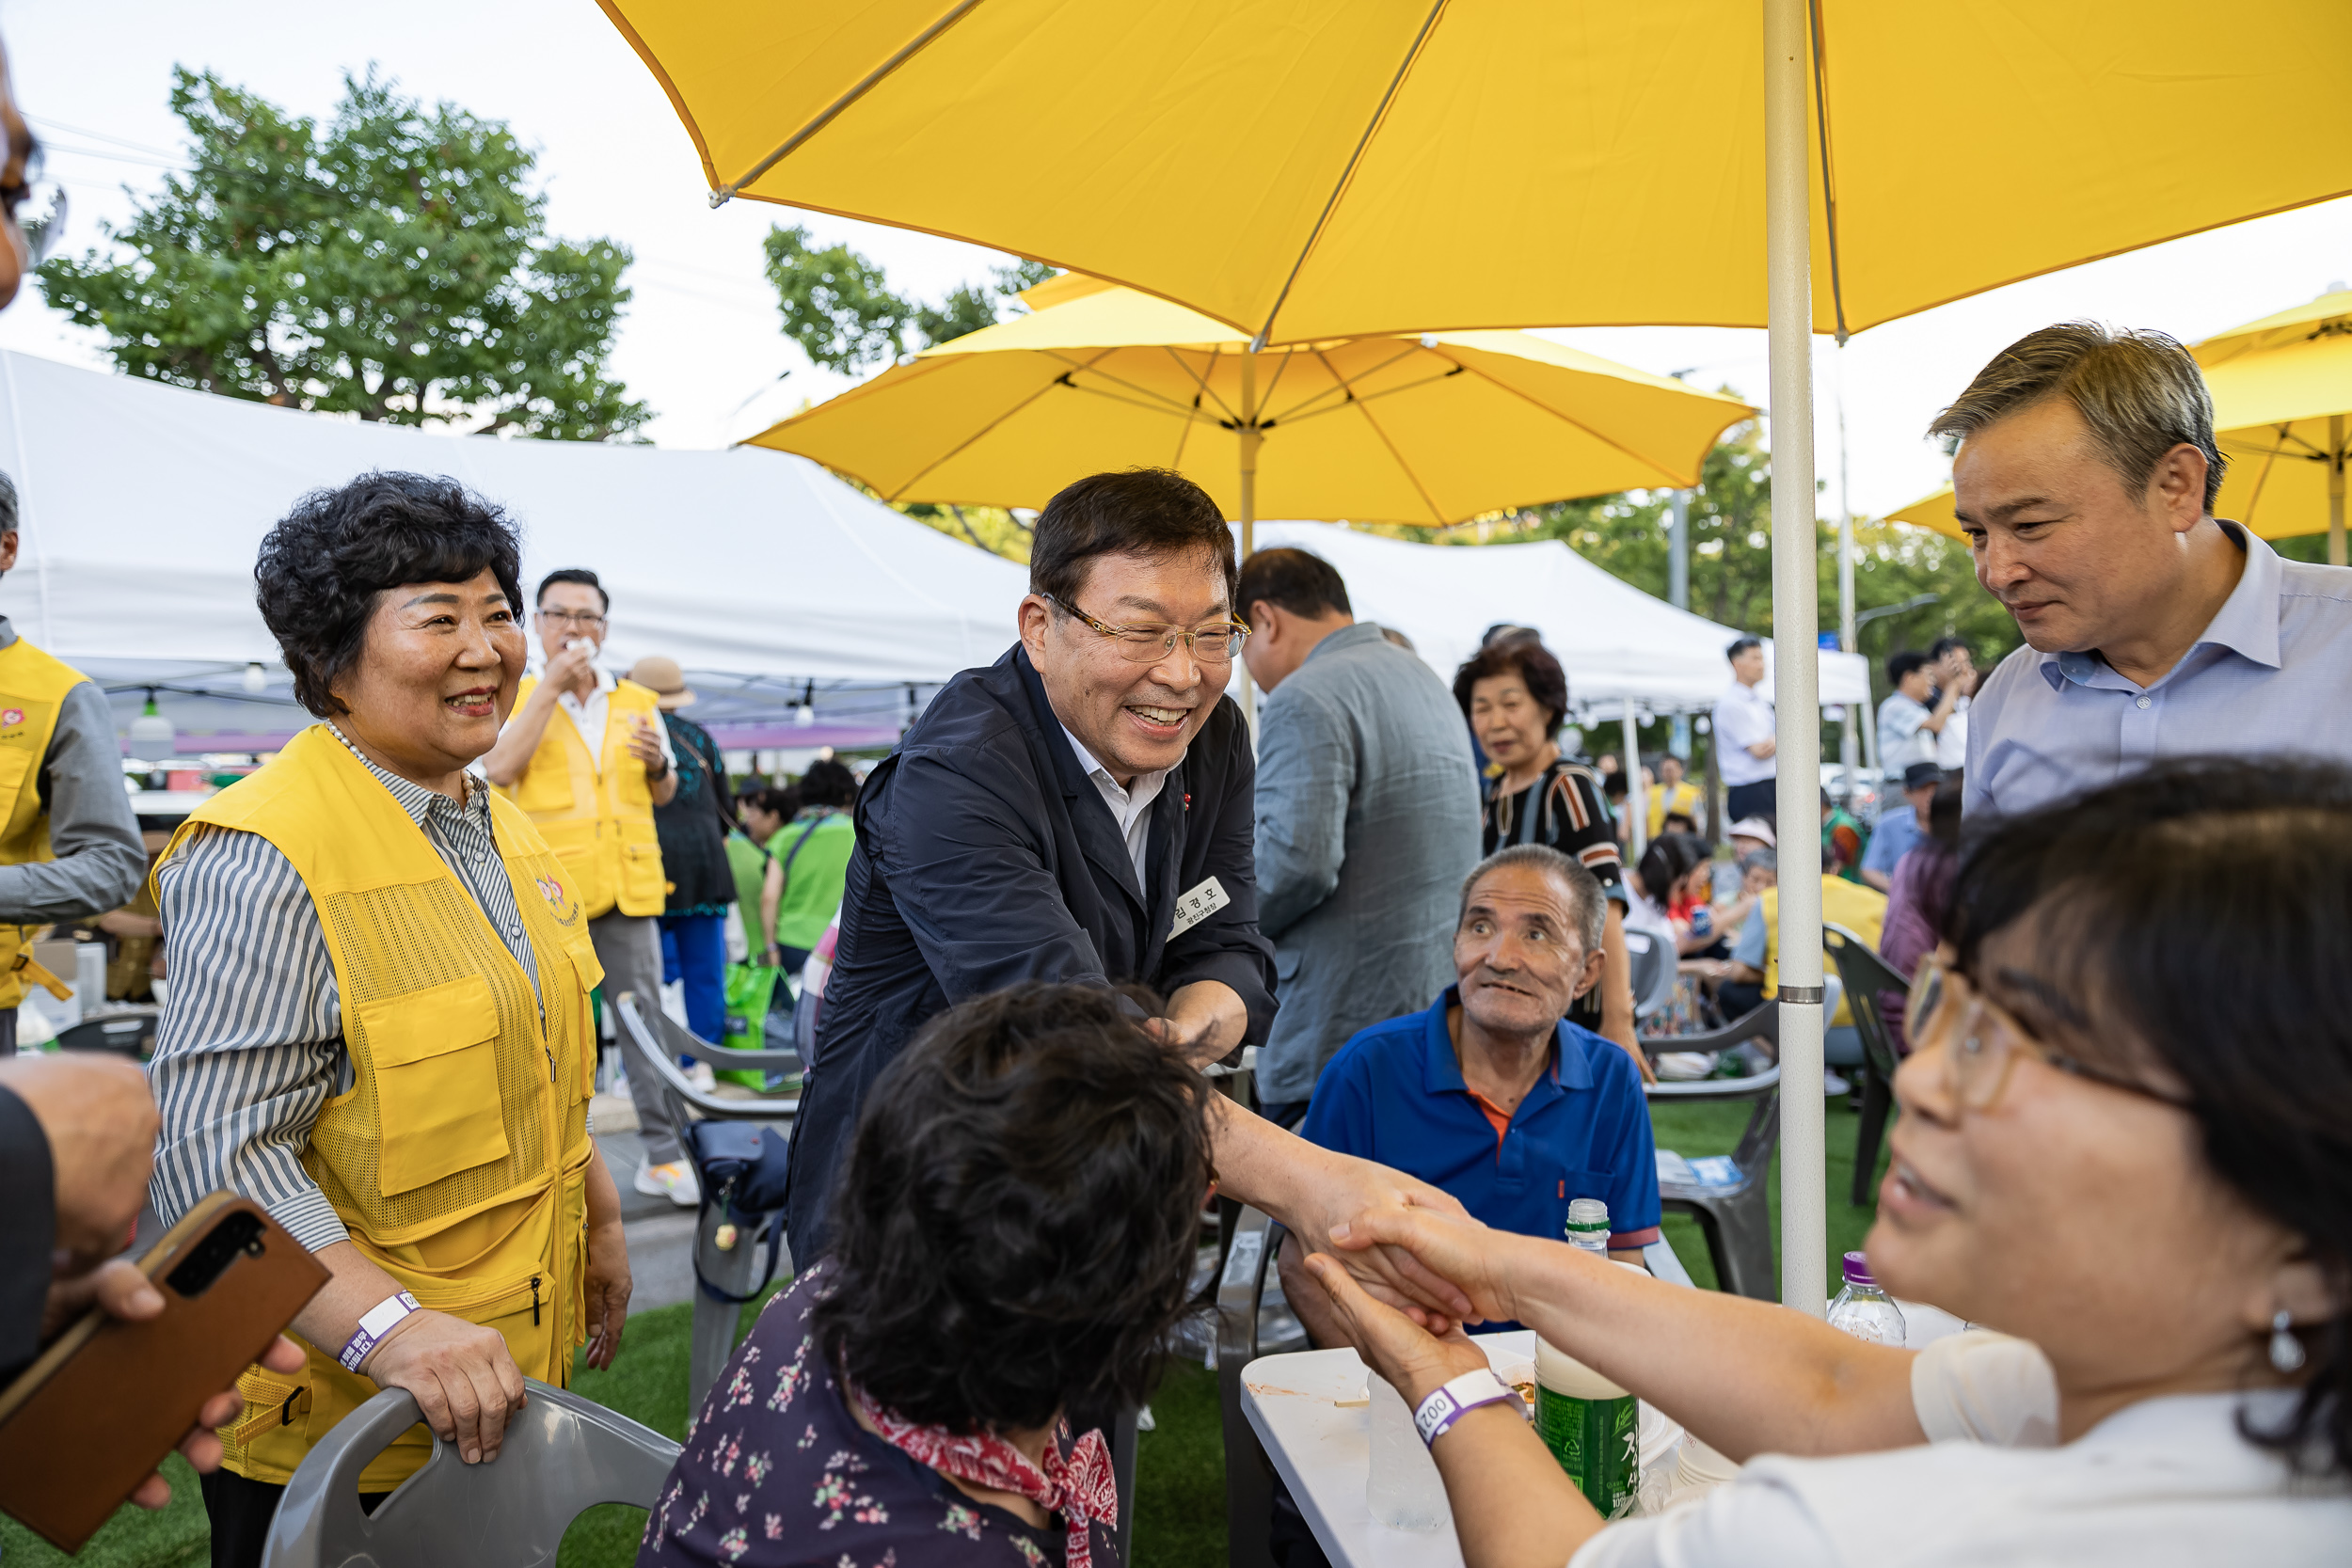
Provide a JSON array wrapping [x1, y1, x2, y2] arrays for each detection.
[[1302, 1250, 1490, 1408], [1324, 1202, 1521, 1329], [1290, 1153, 1480, 1329]]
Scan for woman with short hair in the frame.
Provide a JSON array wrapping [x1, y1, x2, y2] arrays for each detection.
[[148, 472, 630, 1567], [1305, 757, 2352, 1566], [643, 981, 1211, 1568], [1454, 638, 1643, 1073]]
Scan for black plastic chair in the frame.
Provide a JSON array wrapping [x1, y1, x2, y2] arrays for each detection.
[[1215, 1206, 1287, 1568], [1824, 925, 1911, 1206], [1644, 1001, 1783, 1300]]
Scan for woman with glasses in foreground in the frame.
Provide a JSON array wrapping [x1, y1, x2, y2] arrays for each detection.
[[1301, 757, 2350, 1564]]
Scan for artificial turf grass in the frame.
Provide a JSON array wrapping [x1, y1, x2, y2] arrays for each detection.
[[22, 1098, 1889, 1568]]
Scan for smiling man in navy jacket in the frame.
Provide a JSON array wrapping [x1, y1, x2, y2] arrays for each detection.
[[786, 467, 1279, 1256]]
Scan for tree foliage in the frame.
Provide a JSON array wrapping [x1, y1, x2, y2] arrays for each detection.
[[1361, 413, 2022, 731], [761, 225, 1051, 374], [40, 69, 648, 440]]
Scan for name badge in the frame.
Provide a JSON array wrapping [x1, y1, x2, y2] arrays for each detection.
[[1169, 876, 1231, 939]]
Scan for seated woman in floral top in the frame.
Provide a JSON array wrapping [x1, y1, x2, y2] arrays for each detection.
[[640, 981, 1214, 1568]]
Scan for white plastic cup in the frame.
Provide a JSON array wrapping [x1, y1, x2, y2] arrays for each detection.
[[1366, 1373, 1449, 1529]]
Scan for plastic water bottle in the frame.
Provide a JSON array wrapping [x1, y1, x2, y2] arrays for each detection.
[[1365, 1371, 1449, 1528], [1825, 1252, 1906, 1346], [1534, 1199, 1641, 1519]]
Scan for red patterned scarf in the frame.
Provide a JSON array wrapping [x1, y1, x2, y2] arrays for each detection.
[[850, 1385, 1118, 1568]]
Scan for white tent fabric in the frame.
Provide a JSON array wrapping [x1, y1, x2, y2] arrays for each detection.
[[1252, 521, 1871, 712], [0, 352, 1860, 737], [0, 350, 1031, 684]]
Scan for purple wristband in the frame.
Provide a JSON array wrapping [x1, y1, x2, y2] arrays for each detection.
[[339, 1290, 421, 1371], [1412, 1369, 1520, 1447]]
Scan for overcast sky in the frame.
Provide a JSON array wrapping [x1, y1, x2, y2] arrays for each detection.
[[9, 0, 2351, 522]]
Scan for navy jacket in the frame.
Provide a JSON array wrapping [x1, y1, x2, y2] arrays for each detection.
[[784, 644, 1278, 1256]]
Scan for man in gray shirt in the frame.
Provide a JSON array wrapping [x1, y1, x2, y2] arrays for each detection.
[[1241, 548, 1480, 1125], [0, 472, 146, 1053]]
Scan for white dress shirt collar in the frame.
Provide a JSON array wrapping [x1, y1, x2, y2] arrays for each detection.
[[1060, 724, 1167, 887]]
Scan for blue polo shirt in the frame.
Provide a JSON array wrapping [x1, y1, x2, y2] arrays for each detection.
[[1298, 988, 1661, 1326]]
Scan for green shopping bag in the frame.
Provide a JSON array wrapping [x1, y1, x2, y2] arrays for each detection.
[[718, 961, 784, 1086]]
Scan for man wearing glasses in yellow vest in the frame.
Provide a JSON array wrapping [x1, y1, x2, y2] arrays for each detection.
[[0, 471, 145, 1055], [484, 569, 691, 1205]]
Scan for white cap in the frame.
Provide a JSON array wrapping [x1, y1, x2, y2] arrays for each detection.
[[1728, 816, 1776, 847]]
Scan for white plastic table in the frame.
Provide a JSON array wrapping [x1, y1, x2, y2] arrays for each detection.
[[1239, 1278, 1970, 1568]]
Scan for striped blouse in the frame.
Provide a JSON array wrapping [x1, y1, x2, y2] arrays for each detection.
[[147, 724, 544, 1253]]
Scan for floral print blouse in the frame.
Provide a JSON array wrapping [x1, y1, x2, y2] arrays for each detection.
[[638, 1268, 1116, 1568]]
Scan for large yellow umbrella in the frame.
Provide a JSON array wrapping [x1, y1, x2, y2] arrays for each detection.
[[1888, 289, 2352, 561], [600, 0, 2352, 346], [747, 273, 1753, 546]]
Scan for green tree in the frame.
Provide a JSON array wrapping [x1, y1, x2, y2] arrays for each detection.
[[40, 69, 647, 440], [761, 225, 1050, 373]]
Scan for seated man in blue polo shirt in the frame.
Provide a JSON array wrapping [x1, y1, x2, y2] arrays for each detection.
[[1277, 843, 1659, 1344]]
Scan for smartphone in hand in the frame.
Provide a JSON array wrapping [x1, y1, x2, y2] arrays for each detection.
[[0, 1194, 328, 1551]]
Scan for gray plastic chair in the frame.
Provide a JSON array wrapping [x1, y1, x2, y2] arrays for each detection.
[[614, 994, 798, 1406], [1644, 1001, 1784, 1300], [258, 1378, 679, 1568]]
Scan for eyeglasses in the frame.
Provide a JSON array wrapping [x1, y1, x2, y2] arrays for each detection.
[[1904, 950, 2190, 1113], [537, 609, 607, 629], [1047, 594, 1250, 665]]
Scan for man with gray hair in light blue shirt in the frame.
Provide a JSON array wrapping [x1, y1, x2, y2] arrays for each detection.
[[1937, 321, 2352, 817], [1240, 547, 1480, 1126]]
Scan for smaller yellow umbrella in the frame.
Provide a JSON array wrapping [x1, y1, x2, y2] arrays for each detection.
[[2195, 288, 2352, 566], [747, 274, 1753, 552], [1891, 290, 2352, 557]]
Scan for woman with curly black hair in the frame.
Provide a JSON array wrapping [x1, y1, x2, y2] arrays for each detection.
[[146, 470, 632, 1568], [645, 981, 1212, 1568]]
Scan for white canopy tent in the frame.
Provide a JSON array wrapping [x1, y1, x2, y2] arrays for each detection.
[[1252, 520, 1870, 715], [0, 351, 1863, 756], [0, 350, 1032, 751]]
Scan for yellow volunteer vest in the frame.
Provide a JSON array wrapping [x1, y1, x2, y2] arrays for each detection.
[[496, 675, 666, 919], [1758, 876, 1889, 1026], [159, 725, 607, 1489], [0, 638, 95, 1009]]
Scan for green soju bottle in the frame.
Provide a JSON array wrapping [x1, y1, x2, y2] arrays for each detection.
[[1533, 1198, 1641, 1519]]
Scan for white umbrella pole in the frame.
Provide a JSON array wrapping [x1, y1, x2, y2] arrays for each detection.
[[1763, 0, 1828, 1319], [2329, 414, 2344, 570], [1238, 356, 1263, 734], [1622, 697, 1647, 858]]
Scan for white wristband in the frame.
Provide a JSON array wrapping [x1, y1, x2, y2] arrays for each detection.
[[339, 1290, 421, 1371], [1412, 1368, 1520, 1447]]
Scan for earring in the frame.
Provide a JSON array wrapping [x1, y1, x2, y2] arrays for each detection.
[[2270, 1309, 2307, 1374]]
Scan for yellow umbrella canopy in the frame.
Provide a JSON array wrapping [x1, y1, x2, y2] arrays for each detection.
[[2195, 289, 2352, 563], [748, 275, 1753, 529], [600, 0, 2352, 345], [1892, 290, 2352, 550]]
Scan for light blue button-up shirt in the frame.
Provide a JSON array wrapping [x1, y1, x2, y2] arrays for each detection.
[[1964, 525, 2352, 818]]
